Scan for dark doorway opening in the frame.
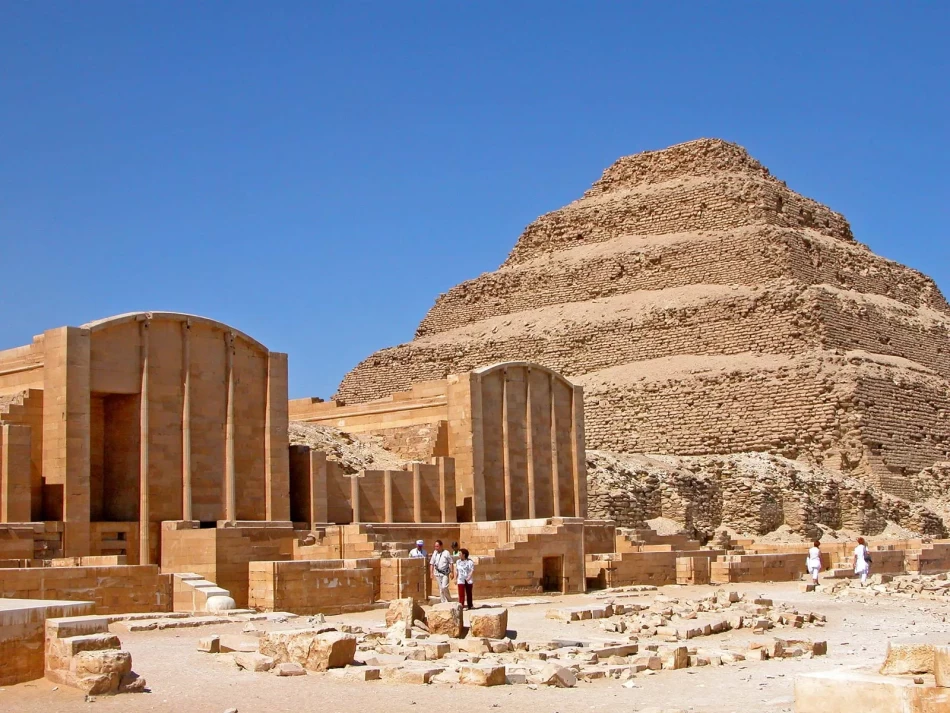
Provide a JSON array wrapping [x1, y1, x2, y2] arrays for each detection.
[[542, 555, 563, 593]]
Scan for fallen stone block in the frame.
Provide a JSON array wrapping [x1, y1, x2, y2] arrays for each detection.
[[880, 642, 935, 676], [592, 643, 638, 658], [505, 668, 528, 684], [459, 664, 506, 687], [530, 664, 577, 688], [274, 662, 306, 676], [234, 652, 275, 673], [386, 598, 426, 628], [420, 642, 450, 660], [197, 635, 220, 653], [456, 637, 492, 655], [381, 665, 444, 684], [663, 646, 689, 670], [259, 629, 357, 672], [469, 609, 508, 639], [219, 637, 259, 653], [935, 645, 950, 687], [426, 603, 463, 638], [330, 666, 381, 681], [796, 669, 950, 713]]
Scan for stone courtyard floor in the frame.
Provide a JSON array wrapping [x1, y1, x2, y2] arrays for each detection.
[[4, 580, 950, 713]]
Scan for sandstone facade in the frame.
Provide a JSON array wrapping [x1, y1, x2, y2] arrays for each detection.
[[336, 139, 950, 495], [291, 362, 586, 522], [0, 312, 290, 562]]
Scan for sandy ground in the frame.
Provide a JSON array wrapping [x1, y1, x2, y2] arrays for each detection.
[[4, 581, 950, 713]]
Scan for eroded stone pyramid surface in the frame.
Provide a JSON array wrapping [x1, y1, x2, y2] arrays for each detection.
[[338, 139, 950, 495]]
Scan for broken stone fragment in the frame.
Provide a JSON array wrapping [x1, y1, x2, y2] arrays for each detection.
[[118, 672, 147, 693], [530, 664, 577, 688], [258, 629, 357, 672]]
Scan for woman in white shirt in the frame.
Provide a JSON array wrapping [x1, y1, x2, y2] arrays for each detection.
[[805, 540, 822, 585], [455, 548, 475, 610], [852, 537, 871, 584]]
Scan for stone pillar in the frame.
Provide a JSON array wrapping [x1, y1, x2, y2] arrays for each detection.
[[550, 372, 561, 516], [0, 424, 31, 522], [526, 368, 536, 519], [350, 475, 361, 523], [412, 464, 423, 524], [571, 385, 587, 518], [310, 449, 327, 524], [265, 352, 290, 521], [437, 457, 456, 523], [384, 470, 394, 523], [42, 326, 91, 556], [468, 373, 487, 522], [138, 317, 151, 564], [224, 332, 236, 522], [181, 319, 192, 521], [501, 368, 512, 521]]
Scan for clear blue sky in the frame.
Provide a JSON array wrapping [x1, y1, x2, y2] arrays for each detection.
[[2, 3, 948, 398]]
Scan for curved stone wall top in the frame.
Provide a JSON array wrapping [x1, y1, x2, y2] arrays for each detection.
[[81, 311, 268, 352], [472, 361, 578, 387]]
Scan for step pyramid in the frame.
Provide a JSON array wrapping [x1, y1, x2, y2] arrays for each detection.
[[337, 139, 950, 496]]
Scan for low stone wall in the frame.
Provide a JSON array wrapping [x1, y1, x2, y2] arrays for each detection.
[[248, 559, 377, 615], [0, 598, 94, 685], [379, 557, 428, 602], [161, 522, 296, 608], [586, 550, 721, 588], [467, 519, 587, 597], [711, 552, 825, 584], [0, 566, 170, 614]]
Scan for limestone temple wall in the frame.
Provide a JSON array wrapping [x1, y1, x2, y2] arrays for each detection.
[[291, 362, 586, 522], [0, 312, 290, 562], [335, 139, 950, 494]]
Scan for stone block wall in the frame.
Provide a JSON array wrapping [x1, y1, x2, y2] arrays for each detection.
[[248, 559, 377, 615], [378, 557, 428, 602], [0, 599, 94, 686], [0, 389, 44, 519], [416, 228, 947, 338], [462, 518, 587, 596], [160, 522, 295, 608], [0, 566, 170, 614]]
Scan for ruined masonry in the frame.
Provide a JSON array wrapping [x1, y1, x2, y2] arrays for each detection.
[[337, 138, 950, 496]]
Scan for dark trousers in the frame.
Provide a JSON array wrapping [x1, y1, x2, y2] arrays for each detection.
[[457, 582, 473, 608]]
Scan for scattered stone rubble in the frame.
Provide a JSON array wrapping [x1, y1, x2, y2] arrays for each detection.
[[198, 593, 827, 687], [828, 572, 950, 601]]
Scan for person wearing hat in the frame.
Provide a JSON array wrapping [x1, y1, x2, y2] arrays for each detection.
[[409, 540, 427, 559]]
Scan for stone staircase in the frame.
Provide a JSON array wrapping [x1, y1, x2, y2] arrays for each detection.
[[0, 388, 43, 421], [45, 615, 144, 694], [171, 572, 234, 612], [616, 527, 703, 553]]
